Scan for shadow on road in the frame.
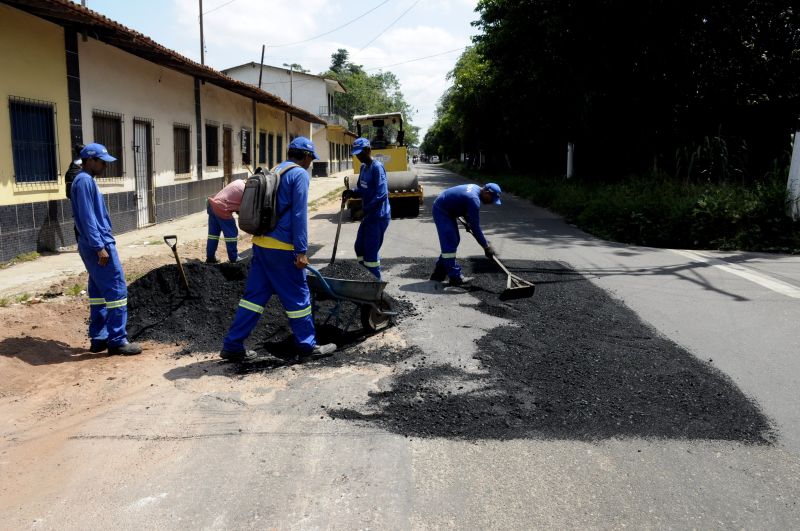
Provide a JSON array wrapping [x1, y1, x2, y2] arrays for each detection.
[[0, 336, 102, 365]]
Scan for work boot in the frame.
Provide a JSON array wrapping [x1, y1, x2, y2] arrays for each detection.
[[430, 262, 447, 282], [206, 257, 219, 264], [89, 340, 107, 353], [311, 343, 337, 356], [219, 349, 259, 363], [448, 276, 471, 287], [108, 342, 143, 356]]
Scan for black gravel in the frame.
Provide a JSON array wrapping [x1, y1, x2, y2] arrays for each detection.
[[318, 261, 378, 281], [127, 259, 412, 357], [329, 257, 774, 443]]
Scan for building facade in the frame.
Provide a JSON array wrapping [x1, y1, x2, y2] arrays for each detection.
[[222, 63, 354, 177], [0, 0, 324, 262]]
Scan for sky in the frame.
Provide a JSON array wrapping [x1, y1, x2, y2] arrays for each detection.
[[74, 0, 481, 139]]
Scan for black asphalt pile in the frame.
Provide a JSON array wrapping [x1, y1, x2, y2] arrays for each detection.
[[318, 261, 377, 282], [127, 259, 415, 357], [330, 257, 773, 443]]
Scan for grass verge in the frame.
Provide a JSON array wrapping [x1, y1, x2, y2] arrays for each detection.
[[444, 162, 800, 253]]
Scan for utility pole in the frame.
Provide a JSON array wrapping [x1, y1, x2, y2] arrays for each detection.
[[787, 118, 800, 220], [199, 0, 205, 65]]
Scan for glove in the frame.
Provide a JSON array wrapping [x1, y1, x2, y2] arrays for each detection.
[[342, 189, 354, 200], [484, 244, 495, 258]]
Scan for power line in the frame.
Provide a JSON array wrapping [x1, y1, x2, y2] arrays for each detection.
[[202, 0, 236, 16], [359, 0, 421, 51], [364, 46, 467, 71], [270, 0, 391, 48]]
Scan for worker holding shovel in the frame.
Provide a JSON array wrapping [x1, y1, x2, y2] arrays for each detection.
[[342, 137, 391, 280], [430, 183, 501, 286]]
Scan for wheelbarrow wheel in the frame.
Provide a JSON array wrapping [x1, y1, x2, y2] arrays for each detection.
[[360, 297, 392, 332]]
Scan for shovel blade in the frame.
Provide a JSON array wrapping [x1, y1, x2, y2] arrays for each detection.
[[499, 285, 536, 301]]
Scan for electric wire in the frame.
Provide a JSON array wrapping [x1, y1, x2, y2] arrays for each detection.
[[358, 0, 421, 51], [202, 0, 237, 16], [270, 0, 391, 48], [364, 46, 467, 71]]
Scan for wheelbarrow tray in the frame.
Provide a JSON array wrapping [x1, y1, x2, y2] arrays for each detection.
[[307, 271, 387, 304]]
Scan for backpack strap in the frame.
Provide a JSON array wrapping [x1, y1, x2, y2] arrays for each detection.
[[274, 162, 302, 223]]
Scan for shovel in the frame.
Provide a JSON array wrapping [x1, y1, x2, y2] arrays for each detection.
[[330, 177, 350, 265], [457, 217, 536, 301], [163, 235, 191, 293]]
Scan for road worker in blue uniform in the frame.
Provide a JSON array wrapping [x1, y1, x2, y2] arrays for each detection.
[[342, 137, 391, 279], [430, 183, 502, 286], [220, 137, 337, 362], [70, 143, 142, 355]]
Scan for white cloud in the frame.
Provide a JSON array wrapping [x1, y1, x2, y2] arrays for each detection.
[[167, 0, 478, 137]]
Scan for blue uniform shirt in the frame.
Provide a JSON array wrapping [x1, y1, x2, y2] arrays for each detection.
[[70, 171, 116, 251], [258, 161, 309, 253], [356, 159, 391, 220], [433, 184, 488, 247]]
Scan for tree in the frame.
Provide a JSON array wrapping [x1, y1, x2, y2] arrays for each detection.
[[322, 49, 420, 145], [427, 0, 800, 178]]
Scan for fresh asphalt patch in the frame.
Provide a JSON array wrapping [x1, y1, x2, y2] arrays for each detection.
[[328, 257, 774, 443]]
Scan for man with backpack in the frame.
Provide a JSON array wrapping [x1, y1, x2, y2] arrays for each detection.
[[342, 137, 391, 279], [220, 137, 336, 362], [206, 177, 245, 263]]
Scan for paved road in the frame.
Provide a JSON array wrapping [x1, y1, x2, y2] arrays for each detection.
[[2, 163, 799, 529]]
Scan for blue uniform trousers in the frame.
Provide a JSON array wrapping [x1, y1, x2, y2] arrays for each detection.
[[354, 215, 390, 279], [223, 246, 316, 353], [78, 243, 129, 347], [207, 204, 239, 261], [432, 205, 462, 280]]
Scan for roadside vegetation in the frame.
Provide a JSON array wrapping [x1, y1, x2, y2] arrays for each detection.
[[0, 251, 40, 269], [446, 161, 800, 253], [427, 2, 799, 253]]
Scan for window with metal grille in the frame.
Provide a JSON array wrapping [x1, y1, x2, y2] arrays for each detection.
[[268, 133, 275, 167], [206, 123, 219, 166], [241, 128, 251, 165], [173, 124, 191, 174], [276, 135, 283, 163], [258, 131, 266, 164], [9, 97, 59, 183], [92, 109, 123, 178], [329, 142, 334, 161]]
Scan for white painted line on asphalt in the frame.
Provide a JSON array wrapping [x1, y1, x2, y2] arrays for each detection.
[[672, 249, 800, 299]]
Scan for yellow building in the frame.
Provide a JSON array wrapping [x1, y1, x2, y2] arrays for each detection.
[[0, 0, 326, 262]]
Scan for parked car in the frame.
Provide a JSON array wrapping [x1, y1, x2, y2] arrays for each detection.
[[430, 155, 440, 163]]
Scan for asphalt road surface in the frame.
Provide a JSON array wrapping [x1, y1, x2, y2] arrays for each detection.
[[2, 163, 800, 529]]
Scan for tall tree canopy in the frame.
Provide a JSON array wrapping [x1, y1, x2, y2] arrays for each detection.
[[425, 0, 800, 179], [323, 49, 419, 146]]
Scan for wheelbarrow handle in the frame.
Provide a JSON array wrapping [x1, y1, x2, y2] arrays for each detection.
[[306, 265, 337, 299], [163, 234, 178, 251]]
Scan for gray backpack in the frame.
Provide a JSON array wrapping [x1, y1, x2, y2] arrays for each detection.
[[238, 163, 299, 236]]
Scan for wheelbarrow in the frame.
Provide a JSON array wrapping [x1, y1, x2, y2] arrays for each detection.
[[306, 265, 396, 332]]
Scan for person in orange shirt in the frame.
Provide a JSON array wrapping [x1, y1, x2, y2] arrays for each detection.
[[207, 178, 246, 263]]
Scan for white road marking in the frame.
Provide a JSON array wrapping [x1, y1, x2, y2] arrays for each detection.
[[671, 249, 800, 299]]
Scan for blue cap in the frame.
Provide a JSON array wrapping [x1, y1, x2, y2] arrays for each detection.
[[485, 183, 502, 205], [352, 137, 371, 155], [80, 143, 116, 162], [288, 136, 319, 159]]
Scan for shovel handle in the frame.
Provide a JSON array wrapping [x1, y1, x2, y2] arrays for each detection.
[[163, 235, 177, 251]]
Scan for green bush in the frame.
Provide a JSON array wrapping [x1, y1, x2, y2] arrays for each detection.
[[443, 162, 800, 253]]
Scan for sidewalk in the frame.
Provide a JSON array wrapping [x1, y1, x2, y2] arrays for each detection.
[[0, 172, 348, 299]]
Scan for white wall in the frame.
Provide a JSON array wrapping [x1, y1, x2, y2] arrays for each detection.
[[79, 37, 196, 192], [200, 81, 254, 180], [225, 64, 329, 118]]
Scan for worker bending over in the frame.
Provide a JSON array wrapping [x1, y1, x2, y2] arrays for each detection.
[[430, 183, 502, 286], [70, 143, 142, 355], [221, 137, 336, 362], [343, 137, 391, 279], [206, 178, 245, 263]]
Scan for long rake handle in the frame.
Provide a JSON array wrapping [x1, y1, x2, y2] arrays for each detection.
[[329, 199, 346, 265]]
